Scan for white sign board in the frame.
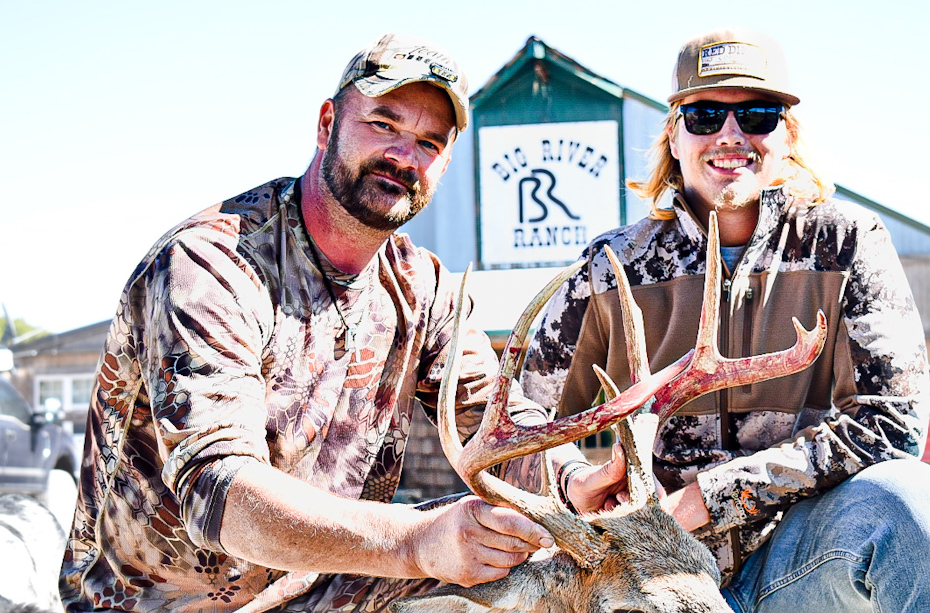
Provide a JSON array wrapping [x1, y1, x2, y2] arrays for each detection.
[[478, 120, 620, 267]]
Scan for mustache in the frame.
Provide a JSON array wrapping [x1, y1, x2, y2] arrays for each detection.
[[360, 159, 420, 193], [699, 147, 761, 163]]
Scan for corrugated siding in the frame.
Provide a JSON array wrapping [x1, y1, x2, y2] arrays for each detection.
[[900, 255, 930, 338]]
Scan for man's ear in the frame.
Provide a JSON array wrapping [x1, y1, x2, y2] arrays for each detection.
[[317, 99, 336, 150]]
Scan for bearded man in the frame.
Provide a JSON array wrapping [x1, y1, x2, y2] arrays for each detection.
[[521, 28, 930, 612], [60, 33, 623, 613]]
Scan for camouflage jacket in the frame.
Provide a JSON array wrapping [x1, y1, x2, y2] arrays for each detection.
[[61, 177, 546, 612], [521, 185, 929, 583]]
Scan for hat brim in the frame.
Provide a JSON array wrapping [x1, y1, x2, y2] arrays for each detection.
[[352, 77, 469, 132], [668, 80, 800, 107]]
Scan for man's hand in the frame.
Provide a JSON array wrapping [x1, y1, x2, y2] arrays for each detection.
[[560, 441, 711, 532], [563, 440, 629, 514], [411, 496, 554, 587]]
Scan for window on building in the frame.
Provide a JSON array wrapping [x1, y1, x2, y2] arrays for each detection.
[[71, 377, 93, 405], [38, 379, 64, 409], [35, 374, 94, 416]]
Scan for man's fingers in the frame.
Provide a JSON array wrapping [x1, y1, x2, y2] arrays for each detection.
[[454, 563, 513, 588], [415, 498, 548, 586], [610, 440, 628, 473], [583, 442, 627, 489], [470, 499, 554, 550], [471, 545, 531, 571]]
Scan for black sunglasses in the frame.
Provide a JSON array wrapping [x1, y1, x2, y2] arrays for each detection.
[[678, 100, 784, 135]]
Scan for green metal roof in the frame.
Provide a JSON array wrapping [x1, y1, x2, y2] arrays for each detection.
[[471, 36, 663, 112]]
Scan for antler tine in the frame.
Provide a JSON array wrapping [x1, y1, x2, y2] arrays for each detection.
[[456, 259, 582, 478], [487, 259, 585, 500], [693, 210, 724, 371], [437, 261, 582, 467], [435, 264, 474, 471], [650, 211, 827, 421], [593, 365, 660, 509], [603, 246, 650, 385], [457, 258, 582, 487], [592, 364, 621, 398], [600, 247, 663, 508]]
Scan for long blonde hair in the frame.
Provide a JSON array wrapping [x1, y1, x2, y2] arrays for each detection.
[[627, 101, 835, 220]]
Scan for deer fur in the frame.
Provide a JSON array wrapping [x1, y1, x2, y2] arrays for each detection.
[[391, 503, 725, 612]]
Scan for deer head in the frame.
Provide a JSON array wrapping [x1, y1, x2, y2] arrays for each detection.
[[391, 213, 826, 613]]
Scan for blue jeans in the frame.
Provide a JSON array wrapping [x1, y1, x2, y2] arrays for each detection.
[[722, 458, 930, 612]]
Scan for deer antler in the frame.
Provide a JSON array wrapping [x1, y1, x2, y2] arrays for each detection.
[[592, 212, 827, 509], [437, 258, 691, 565], [437, 212, 827, 568]]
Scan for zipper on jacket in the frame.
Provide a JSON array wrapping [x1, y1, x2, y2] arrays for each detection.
[[719, 279, 743, 577], [718, 279, 732, 451]]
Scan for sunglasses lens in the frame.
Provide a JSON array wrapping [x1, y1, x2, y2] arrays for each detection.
[[736, 104, 782, 134], [681, 104, 725, 135], [680, 102, 783, 135]]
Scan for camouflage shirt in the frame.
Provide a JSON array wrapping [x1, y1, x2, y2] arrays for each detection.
[[521, 185, 929, 583], [60, 177, 547, 612]]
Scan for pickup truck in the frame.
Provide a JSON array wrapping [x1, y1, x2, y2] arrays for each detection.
[[0, 376, 79, 507]]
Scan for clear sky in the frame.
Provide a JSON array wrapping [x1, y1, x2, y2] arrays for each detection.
[[2, 0, 927, 334]]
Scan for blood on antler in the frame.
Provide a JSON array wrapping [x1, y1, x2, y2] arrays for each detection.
[[437, 212, 827, 568]]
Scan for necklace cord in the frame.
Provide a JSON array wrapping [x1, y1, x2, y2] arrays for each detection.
[[306, 238, 354, 335]]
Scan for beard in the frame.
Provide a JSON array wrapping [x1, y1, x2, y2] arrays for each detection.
[[321, 119, 434, 232], [712, 182, 760, 211], [701, 147, 763, 211]]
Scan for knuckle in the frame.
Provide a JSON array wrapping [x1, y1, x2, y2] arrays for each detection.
[[505, 550, 529, 567], [503, 535, 525, 552], [512, 534, 538, 552]]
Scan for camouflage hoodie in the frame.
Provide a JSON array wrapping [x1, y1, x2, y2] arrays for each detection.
[[520, 185, 929, 583]]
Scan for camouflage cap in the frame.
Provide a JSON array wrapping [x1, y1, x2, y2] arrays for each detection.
[[336, 33, 469, 132], [669, 28, 800, 106]]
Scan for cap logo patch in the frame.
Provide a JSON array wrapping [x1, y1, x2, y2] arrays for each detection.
[[429, 62, 457, 83], [698, 42, 767, 79]]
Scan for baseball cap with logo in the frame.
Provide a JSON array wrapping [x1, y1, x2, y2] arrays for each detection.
[[336, 33, 469, 132], [668, 28, 800, 106]]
